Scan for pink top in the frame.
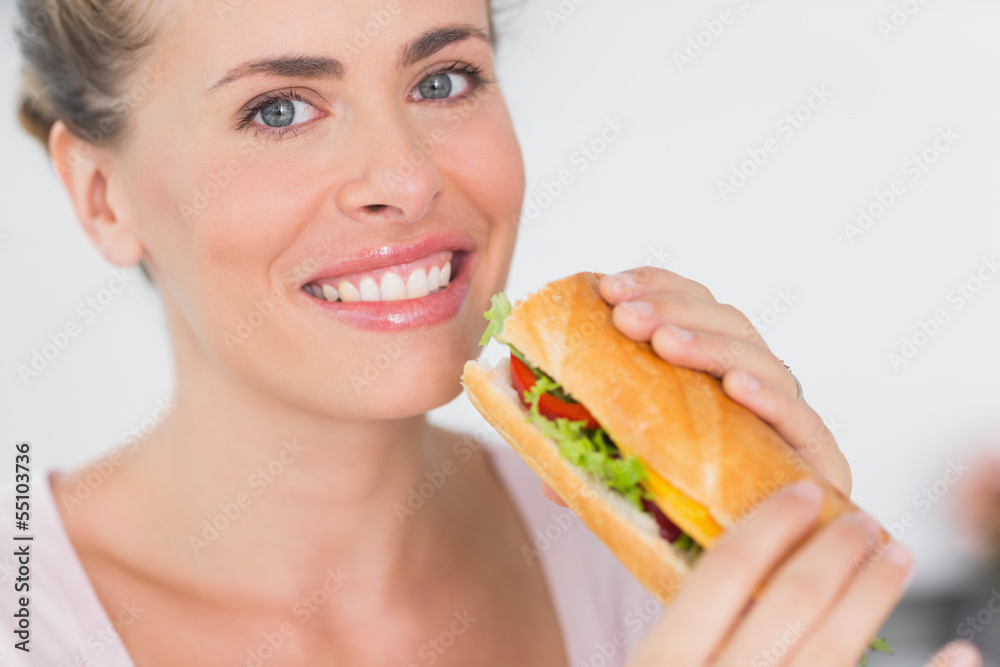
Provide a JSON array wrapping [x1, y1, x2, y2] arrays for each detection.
[[0, 444, 663, 666]]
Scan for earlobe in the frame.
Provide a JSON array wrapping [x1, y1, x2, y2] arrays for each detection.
[[48, 119, 145, 267]]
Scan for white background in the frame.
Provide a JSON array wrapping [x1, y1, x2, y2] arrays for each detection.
[[2, 0, 999, 608]]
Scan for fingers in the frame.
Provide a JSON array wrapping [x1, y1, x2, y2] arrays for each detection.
[[786, 540, 915, 667], [629, 482, 825, 666], [600, 266, 800, 400], [612, 292, 762, 344], [715, 511, 882, 666], [723, 370, 852, 497], [600, 268, 716, 305], [647, 325, 800, 398], [925, 641, 982, 667]]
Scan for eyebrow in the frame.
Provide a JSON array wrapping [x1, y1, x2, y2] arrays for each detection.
[[206, 23, 492, 94], [400, 24, 491, 68]]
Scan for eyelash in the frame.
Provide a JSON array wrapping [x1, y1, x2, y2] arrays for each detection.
[[237, 62, 494, 142]]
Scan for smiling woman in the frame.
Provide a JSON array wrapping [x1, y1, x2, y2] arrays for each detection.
[[4, 1, 982, 667], [2, 0, 656, 665]]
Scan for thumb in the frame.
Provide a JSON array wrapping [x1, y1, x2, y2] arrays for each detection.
[[924, 641, 981, 667]]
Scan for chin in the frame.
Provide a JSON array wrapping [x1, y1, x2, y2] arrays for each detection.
[[298, 331, 480, 422]]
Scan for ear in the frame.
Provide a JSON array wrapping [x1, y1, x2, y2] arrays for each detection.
[[48, 120, 144, 267]]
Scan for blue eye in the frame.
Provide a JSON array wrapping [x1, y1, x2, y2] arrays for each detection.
[[411, 62, 490, 102], [415, 72, 471, 100], [254, 97, 322, 128]]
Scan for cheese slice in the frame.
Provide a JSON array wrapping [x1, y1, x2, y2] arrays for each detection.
[[616, 442, 723, 548]]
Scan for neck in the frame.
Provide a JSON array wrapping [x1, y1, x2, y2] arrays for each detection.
[[106, 335, 460, 607]]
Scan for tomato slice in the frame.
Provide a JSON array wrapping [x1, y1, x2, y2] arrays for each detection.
[[509, 354, 600, 429]]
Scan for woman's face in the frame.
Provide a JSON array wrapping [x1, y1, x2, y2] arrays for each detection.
[[107, 0, 524, 419]]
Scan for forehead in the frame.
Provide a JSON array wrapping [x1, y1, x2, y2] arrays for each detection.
[[151, 0, 491, 90]]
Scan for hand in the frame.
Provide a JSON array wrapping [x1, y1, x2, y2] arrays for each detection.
[[598, 267, 852, 496], [957, 452, 1000, 557], [625, 481, 918, 667]]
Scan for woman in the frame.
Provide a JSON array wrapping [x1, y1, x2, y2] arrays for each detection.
[[4, 0, 980, 664]]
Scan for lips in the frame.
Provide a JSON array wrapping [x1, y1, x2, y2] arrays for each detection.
[[299, 233, 476, 332]]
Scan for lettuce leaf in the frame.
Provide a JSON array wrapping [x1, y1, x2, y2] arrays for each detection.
[[479, 292, 512, 345], [513, 346, 579, 404], [674, 533, 702, 556], [860, 637, 892, 666], [522, 374, 650, 512]]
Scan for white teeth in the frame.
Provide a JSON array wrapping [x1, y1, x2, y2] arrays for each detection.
[[321, 283, 339, 302], [407, 268, 429, 298], [316, 260, 454, 303], [427, 266, 441, 292], [380, 272, 407, 300], [359, 276, 381, 301], [338, 280, 361, 302]]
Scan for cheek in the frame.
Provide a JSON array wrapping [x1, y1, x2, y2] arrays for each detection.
[[124, 120, 321, 332], [440, 96, 526, 228], [434, 93, 525, 304]]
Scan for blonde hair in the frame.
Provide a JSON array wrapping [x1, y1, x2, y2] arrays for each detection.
[[13, 0, 161, 156]]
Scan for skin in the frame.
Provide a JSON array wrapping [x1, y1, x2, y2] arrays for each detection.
[[39, 0, 979, 665], [958, 454, 1000, 558]]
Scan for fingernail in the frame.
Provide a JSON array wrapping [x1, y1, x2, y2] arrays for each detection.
[[620, 300, 653, 318], [666, 324, 693, 342], [740, 370, 761, 392], [786, 480, 823, 504]]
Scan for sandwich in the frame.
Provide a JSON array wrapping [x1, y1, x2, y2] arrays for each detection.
[[460, 271, 863, 603]]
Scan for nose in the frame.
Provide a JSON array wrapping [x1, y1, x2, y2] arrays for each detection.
[[335, 113, 445, 226]]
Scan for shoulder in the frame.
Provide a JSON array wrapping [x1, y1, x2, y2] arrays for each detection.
[[484, 443, 666, 667], [0, 470, 136, 667]]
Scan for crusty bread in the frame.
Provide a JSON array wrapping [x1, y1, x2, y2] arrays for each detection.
[[461, 271, 861, 602], [462, 357, 690, 603], [496, 272, 855, 529]]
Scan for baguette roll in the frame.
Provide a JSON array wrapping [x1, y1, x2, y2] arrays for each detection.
[[462, 271, 869, 603]]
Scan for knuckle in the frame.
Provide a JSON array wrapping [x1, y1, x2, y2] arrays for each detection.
[[795, 420, 834, 459], [720, 302, 748, 321], [794, 634, 840, 667], [723, 304, 759, 336], [761, 487, 817, 526], [738, 320, 763, 342], [775, 570, 830, 613], [694, 282, 717, 301], [827, 515, 877, 558], [648, 293, 697, 324], [701, 541, 756, 583], [761, 388, 792, 420], [632, 265, 660, 285]]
